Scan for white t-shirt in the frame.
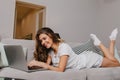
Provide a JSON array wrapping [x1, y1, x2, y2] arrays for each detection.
[[49, 43, 86, 69], [49, 43, 103, 69]]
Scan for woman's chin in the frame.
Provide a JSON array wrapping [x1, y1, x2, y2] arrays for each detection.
[[46, 46, 50, 49], [44, 44, 51, 49]]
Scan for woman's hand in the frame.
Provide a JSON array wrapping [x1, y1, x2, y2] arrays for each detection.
[[27, 59, 41, 67], [27, 59, 49, 69], [28, 55, 69, 72]]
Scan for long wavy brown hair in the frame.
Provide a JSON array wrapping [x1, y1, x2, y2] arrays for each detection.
[[34, 27, 62, 62]]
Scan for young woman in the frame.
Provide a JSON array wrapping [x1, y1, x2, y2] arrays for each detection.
[[28, 27, 120, 72]]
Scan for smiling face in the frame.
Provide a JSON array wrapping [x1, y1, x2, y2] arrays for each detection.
[[39, 33, 53, 49]]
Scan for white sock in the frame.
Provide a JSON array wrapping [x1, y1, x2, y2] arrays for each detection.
[[90, 34, 101, 46], [109, 28, 118, 40]]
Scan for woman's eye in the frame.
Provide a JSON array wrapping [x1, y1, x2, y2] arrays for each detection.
[[43, 37, 46, 40]]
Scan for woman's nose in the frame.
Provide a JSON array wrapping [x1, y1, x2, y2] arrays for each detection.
[[42, 40, 45, 45]]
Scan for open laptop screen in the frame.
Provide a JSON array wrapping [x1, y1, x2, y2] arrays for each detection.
[[3, 45, 47, 72]]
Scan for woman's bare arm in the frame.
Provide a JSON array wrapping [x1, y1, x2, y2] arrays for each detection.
[[39, 55, 69, 72], [46, 55, 52, 64], [48, 55, 69, 72], [28, 55, 68, 72]]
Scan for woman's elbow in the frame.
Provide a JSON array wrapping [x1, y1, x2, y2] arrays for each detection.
[[57, 68, 65, 72]]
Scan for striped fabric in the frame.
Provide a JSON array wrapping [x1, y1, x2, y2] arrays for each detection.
[[72, 39, 103, 56]]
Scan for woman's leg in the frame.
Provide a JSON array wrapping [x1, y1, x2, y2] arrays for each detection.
[[90, 33, 120, 67], [101, 58, 120, 67], [109, 28, 118, 56], [109, 40, 115, 56], [99, 43, 118, 62], [90, 34, 112, 59]]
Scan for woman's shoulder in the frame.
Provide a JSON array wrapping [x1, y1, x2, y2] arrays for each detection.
[[60, 42, 69, 46], [59, 42, 71, 48]]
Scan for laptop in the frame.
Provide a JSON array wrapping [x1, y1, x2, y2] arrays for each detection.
[[0, 43, 9, 68], [3, 45, 47, 72]]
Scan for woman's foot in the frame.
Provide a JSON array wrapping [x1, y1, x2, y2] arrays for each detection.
[[109, 28, 118, 40], [90, 34, 101, 46]]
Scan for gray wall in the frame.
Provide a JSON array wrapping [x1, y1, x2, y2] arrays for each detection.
[[0, 0, 120, 50], [0, 0, 98, 42], [97, 0, 120, 50], [0, 0, 15, 39]]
